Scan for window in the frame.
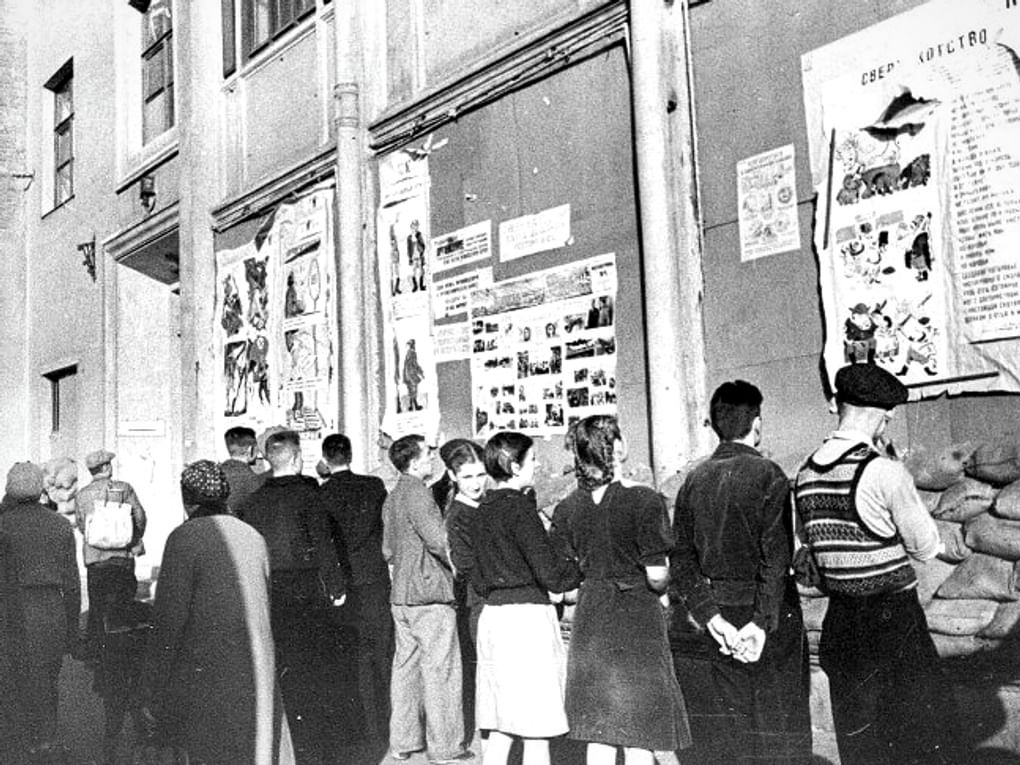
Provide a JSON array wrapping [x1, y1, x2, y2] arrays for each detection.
[[45, 60, 74, 208], [142, 0, 174, 144], [238, 0, 316, 65], [44, 365, 78, 434]]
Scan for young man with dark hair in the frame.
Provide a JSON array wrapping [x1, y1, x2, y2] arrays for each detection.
[[319, 432, 392, 741], [671, 380, 811, 763], [382, 434, 471, 764], [220, 426, 265, 515]]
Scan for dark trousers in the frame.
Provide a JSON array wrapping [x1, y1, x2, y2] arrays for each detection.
[[675, 589, 812, 764], [820, 589, 958, 765], [85, 557, 136, 648], [348, 582, 394, 740]]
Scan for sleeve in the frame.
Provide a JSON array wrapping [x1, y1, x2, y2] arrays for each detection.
[[124, 483, 147, 543], [669, 480, 719, 627], [408, 485, 451, 566], [60, 526, 81, 645], [752, 470, 792, 631], [512, 496, 581, 594], [381, 496, 394, 564], [635, 489, 673, 567], [547, 497, 578, 565], [309, 491, 345, 599], [858, 458, 940, 561], [138, 530, 193, 716], [321, 486, 352, 582], [446, 505, 475, 579]]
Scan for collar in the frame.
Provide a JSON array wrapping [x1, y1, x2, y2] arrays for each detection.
[[712, 441, 761, 459], [826, 428, 874, 448], [455, 493, 480, 508], [330, 467, 351, 475]]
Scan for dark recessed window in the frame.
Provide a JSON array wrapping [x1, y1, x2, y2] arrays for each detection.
[[44, 365, 78, 434], [45, 60, 74, 208], [142, 0, 175, 144], [235, 0, 316, 67]]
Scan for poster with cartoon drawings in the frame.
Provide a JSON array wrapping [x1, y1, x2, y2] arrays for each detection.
[[469, 254, 617, 437], [802, 0, 1020, 394], [216, 241, 275, 428], [378, 152, 440, 439], [215, 185, 338, 466]]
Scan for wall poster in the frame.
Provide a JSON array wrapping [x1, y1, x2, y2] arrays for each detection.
[[802, 0, 1020, 395], [737, 144, 801, 261], [469, 254, 618, 438], [378, 151, 440, 440], [214, 184, 339, 467]]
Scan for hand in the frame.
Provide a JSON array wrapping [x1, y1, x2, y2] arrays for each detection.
[[706, 614, 740, 656], [331, 594, 347, 607], [732, 622, 766, 664]]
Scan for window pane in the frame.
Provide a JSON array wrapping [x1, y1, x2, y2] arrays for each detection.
[[55, 165, 72, 205], [143, 49, 165, 100], [253, 0, 271, 49], [222, 0, 236, 77], [55, 83, 72, 124], [275, 0, 293, 30], [55, 124, 72, 165], [144, 0, 173, 49], [143, 95, 168, 144], [296, 0, 314, 16]]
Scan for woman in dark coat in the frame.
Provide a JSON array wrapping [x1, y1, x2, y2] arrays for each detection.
[[551, 416, 691, 765], [138, 460, 294, 765], [0, 462, 80, 761]]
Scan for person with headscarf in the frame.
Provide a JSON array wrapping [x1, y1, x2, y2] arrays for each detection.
[[138, 460, 295, 765], [0, 461, 80, 761], [550, 416, 690, 765]]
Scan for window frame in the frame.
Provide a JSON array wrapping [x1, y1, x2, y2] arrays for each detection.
[[141, 0, 175, 145], [238, 0, 317, 67], [45, 60, 74, 209], [43, 365, 78, 435]]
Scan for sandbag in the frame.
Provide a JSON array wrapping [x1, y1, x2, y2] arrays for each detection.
[[913, 557, 957, 607], [978, 601, 1020, 640], [906, 442, 975, 491], [993, 478, 1020, 520], [965, 440, 1020, 486], [924, 597, 997, 636], [935, 519, 972, 564], [930, 632, 1001, 659], [935, 553, 1020, 602], [964, 513, 1020, 561], [931, 477, 998, 523]]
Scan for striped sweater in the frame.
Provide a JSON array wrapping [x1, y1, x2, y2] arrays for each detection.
[[794, 444, 916, 597]]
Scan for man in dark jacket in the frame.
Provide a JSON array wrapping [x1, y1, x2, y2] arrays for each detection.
[[238, 429, 346, 765], [671, 381, 811, 764], [319, 432, 392, 740], [220, 425, 266, 515], [0, 462, 80, 760]]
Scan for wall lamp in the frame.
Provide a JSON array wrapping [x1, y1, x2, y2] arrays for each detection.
[[77, 235, 97, 282], [139, 174, 157, 213]]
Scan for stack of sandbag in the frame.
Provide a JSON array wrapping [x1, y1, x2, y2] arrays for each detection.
[[800, 438, 1020, 658]]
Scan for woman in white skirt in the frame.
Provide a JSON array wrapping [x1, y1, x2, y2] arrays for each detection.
[[470, 431, 581, 765]]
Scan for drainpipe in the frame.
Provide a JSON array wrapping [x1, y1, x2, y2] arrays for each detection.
[[630, 0, 711, 485], [333, 0, 371, 471]]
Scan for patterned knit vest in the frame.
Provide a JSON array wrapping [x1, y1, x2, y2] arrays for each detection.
[[794, 443, 916, 597]]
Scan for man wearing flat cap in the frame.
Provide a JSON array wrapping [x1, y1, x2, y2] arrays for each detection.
[[792, 364, 956, 765], [75, 449, 147, 657], [0, 462, 80, 758]]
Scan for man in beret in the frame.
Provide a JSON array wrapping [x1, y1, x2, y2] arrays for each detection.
[[75, 449, 147, 657], [792, 364, 955, 764], [0, 462, 80, 759]]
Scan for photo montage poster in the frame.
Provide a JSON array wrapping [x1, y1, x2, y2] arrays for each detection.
[[469, 254, 618, 438], [803, 0, 1020, 395], [378, 151, 440, 440], [215, 184, 339, 466]]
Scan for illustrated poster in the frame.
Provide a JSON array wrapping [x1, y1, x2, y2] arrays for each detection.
[[737, 144, 801, 261], [802, 0, 1020, 395]]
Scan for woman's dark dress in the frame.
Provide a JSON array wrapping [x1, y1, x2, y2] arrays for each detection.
[[552, 482, 691, 751]]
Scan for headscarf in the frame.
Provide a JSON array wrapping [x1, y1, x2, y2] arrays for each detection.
[[180, 460, 231, 518]]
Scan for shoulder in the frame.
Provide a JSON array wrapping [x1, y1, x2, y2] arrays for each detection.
[[861, 454, 913, 486]]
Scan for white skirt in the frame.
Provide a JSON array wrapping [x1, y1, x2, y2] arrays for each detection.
[[475, 602, 568, 737]]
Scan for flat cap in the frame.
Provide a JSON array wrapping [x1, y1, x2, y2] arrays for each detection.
[[85, 449, 116, 470], [6, 462, 44, 501], [835, 363, 907, 410]]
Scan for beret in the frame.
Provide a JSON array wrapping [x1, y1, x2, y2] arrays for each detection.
[[85, 449, 115, 470], [180, 460, 231, 506], [6, 462, 44, 501], [835, 363, 907, 410]]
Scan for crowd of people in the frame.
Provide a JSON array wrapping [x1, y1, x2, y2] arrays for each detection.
[[0, 362, 959, 765]]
